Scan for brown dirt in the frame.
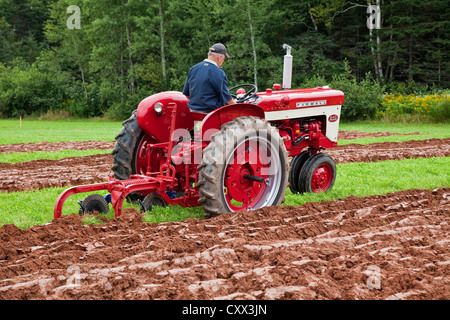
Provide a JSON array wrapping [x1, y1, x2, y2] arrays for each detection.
[[329, 138, 450, 164], [0, 154, 112, 192], [0, 138, 448, 193], [338, 130, 421, 140], [0, 141, 115, 154], [0, 134, 448, 300], [0, 188, 448, 300]]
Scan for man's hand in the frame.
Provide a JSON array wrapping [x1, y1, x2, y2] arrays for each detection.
[[226, 98, 236, 105]]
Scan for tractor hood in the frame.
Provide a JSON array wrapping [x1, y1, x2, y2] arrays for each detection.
[[255, 86, 344, 113]]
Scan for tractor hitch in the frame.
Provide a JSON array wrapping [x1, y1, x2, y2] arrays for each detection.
[[54, 173, 178, 219], [53, 101, 202, 219]]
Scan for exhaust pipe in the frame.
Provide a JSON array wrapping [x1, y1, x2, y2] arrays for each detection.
[[282, 44, 292, 90]]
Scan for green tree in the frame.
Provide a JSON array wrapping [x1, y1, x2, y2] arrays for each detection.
[[0, 0, 52, 64]]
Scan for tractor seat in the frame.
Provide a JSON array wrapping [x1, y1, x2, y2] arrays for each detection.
[[189, 110, 207, 122]]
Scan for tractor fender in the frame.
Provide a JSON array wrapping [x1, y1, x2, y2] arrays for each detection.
[[200, 103, 265, 142], [136, 91, 191, 143]]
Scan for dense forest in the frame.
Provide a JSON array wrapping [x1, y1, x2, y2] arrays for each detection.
[[0, 0, 448, 120]]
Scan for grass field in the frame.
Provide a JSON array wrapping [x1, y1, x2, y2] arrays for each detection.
[[0, 119, 122, 144], [0, 119, 448, 163], [0, 149, 112, 163], [0, 118, 448, 145], [0, 156, 448, 229], [0, 119, 449, 229]]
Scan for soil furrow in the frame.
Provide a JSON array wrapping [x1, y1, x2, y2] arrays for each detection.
[[0, 188, 448, 300], [0, 141, 115, 154]]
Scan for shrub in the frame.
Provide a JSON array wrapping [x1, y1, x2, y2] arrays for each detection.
[[0, 62, 66, 118], [300, 62, 384, 121], [430, 97, 450, 123], [377, 93, 450, 123], [0, 61, 106, 119]]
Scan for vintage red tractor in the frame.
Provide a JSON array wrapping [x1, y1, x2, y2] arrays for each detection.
[[54, 47, 344, 219]]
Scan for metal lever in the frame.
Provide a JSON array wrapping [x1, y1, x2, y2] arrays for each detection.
[[243, 174, 265, 183]]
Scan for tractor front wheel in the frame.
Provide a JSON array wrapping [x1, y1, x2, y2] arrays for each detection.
[[288, 150, 310, 194], [111, 111, 159, 203], [297, 153, 336, 193], [198, 117, 289, 218]]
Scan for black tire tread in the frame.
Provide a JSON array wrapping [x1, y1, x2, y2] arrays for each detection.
[[142, 193, 167, 212], [79, 194, 109, 215], [288, 150, 310, 194], [111, 110, 144, 180], [297, 153, 336, 193], [198, 116, 289, 218]]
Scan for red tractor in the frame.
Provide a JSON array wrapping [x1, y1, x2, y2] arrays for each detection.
[[54, 47, 344, 219]]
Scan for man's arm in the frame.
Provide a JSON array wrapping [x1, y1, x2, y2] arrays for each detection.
[[219, 73, 235, 106]]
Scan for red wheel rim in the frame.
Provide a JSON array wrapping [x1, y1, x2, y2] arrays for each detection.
[[311, 163, 333, 193], [222, 136, 281, 211], [135, 135, 159, 175]]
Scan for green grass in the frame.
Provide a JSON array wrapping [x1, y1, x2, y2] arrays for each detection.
[[0, 149, 112, 163], [285, 156, 450, 206], [1, 156, 448, 229], [0, 119, 122, 144], [142, 205, 205, 224], [0, 119, 448, 229], [1, 119, 448, 146]]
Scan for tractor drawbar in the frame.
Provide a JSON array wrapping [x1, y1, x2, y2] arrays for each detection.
[[53, 174, 175, 219]]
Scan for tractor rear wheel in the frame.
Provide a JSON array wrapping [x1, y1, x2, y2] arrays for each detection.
[[198, 117, 289, 218], [111, 111, 159, 202], [111, 110, 157, 180], [297, 153, 336, 193]]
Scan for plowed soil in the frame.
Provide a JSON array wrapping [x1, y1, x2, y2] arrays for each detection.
[[0, 154, 112, 192], [338, 130, 420, 140], [0, 188, 448, 300], [0, 141, 115, 154], [329, 137, 450, 164], [0, 132, 449, 300]]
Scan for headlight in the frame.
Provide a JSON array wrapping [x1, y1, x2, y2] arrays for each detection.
[[154, 102, 163, 115]]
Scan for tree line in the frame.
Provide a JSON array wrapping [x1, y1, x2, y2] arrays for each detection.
[[0, 0, 448, 120]]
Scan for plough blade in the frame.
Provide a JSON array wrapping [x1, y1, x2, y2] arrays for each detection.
[[53, 175, 167, 219]]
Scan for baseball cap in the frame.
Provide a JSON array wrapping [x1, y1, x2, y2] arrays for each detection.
[[209, 43, 230, 58]]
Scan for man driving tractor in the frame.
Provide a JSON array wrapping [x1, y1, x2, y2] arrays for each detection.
[[182, 43, 236, 113], [54, 43, 344, 220]]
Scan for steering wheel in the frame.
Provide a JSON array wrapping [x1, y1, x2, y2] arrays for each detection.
[[229, 84, 258, 103]]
